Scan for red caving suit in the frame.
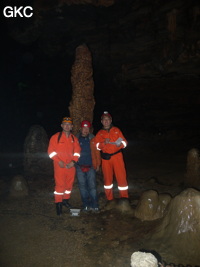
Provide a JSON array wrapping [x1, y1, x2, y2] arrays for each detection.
[[95, 126, 128, 200], [48, 132, 81, 203]]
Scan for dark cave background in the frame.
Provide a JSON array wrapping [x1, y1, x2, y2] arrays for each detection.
[[1, 0, 200, 157], [1, 3, 200, 266]]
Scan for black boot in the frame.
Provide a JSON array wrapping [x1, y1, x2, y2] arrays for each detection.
[[62, 199, 72, 209], [56, 202, 62, 216]]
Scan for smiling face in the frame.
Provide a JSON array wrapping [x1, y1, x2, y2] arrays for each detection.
[[101, 116, 112, 129], [61, 122, 73, 134]]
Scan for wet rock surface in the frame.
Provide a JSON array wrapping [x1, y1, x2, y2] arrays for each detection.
[[145, 188, 200, 265]]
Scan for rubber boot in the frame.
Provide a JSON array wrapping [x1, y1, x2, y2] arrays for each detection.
[[56, 202, 62, 216], [62, 199, 72, 209]]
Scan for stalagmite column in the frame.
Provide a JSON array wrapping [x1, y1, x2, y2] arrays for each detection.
[[185, 148, 200, 189], [167, 9, 177, 41], [69, 44, 95, 135]]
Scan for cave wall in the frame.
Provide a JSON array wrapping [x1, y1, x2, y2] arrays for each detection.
[[2, 0, 200, 140]]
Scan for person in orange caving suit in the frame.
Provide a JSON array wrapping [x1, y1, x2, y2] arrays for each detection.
[[95, 111, 129, 204], [48, 117, 81, 216]]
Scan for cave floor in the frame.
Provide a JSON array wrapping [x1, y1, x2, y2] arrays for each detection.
[[0, 137, 199, 267]]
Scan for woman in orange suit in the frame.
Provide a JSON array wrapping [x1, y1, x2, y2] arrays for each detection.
[[95, 111, 129, 202], [48, 117, 81, 216]]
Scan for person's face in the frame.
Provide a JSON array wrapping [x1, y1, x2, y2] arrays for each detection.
[[81, 126, 90, 137], [61, 122, 73, 133], [101, 116, 112, 129]]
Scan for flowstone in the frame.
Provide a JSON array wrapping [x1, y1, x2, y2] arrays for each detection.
[[134, 190, 171, 221], [144, 188, 200, 265]]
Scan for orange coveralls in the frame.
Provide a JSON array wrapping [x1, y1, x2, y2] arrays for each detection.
[[48, 132, 81, 203], [90, 137, 101, 170], [95, 126, 128, 200]]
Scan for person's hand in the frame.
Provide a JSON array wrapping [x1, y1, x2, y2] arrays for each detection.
[[115, 138, 122, 147], [104, 138, 110, 144], [115, 143, 121, 147], [58, 161, 65, 168], [66, 161, 75, 169]]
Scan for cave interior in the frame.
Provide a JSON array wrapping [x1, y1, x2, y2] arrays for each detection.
[[1, 0, 200, 154]]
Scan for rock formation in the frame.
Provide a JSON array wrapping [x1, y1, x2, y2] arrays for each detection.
[[134, 190, 171, 221], [69, 44, 95, 135], [104, 198, 133, 214], [23, 125, 53, 179], [185, 148, 200, 189], [3, 1, 200, 138], [144, 188, 200, 265], [131, 251, 158, 267], [9, 175, 29, 198]]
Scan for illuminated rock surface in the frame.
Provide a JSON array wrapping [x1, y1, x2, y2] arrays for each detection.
[[69, 44, 95, 135], [145, 188, 200, 265], [134, 190, 171, 221]]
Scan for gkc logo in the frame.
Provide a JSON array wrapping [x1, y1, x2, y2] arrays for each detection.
[[3, 6, 33, 18]]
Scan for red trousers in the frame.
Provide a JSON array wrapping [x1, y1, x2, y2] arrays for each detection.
[[53, 162, 75, 203], [102, 152, 128, 200]]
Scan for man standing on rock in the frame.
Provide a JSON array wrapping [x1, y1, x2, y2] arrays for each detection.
[[48, 117, 81, 216], [95, 111, 129, 205]]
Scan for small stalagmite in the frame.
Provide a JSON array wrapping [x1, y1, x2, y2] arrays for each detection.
[[134, 190, 171, 221], [9, 175, 29, 198], [185, 148, 200, 189], [104, 198, 133, 214], [145, 188, 200, 265], [69, 44, 95, 135], [116, 197, 134, 214]]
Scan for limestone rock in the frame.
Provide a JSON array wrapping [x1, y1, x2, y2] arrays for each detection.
[[9, 175, 29, 198], [105, 198, 134, 214], [145, 188, 200, 265], [134, 190, 171, 221], [116, 198, 133, 214], [69, 44, 95, 135], [131, 251, 158, 267], [23, 124, 53, 179], [185, 148, 200, 189]]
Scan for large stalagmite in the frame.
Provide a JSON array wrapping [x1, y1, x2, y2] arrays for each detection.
[[69, 44, 95, 135], [23, 125, 53, 179], [144, 188, 200, 265]]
